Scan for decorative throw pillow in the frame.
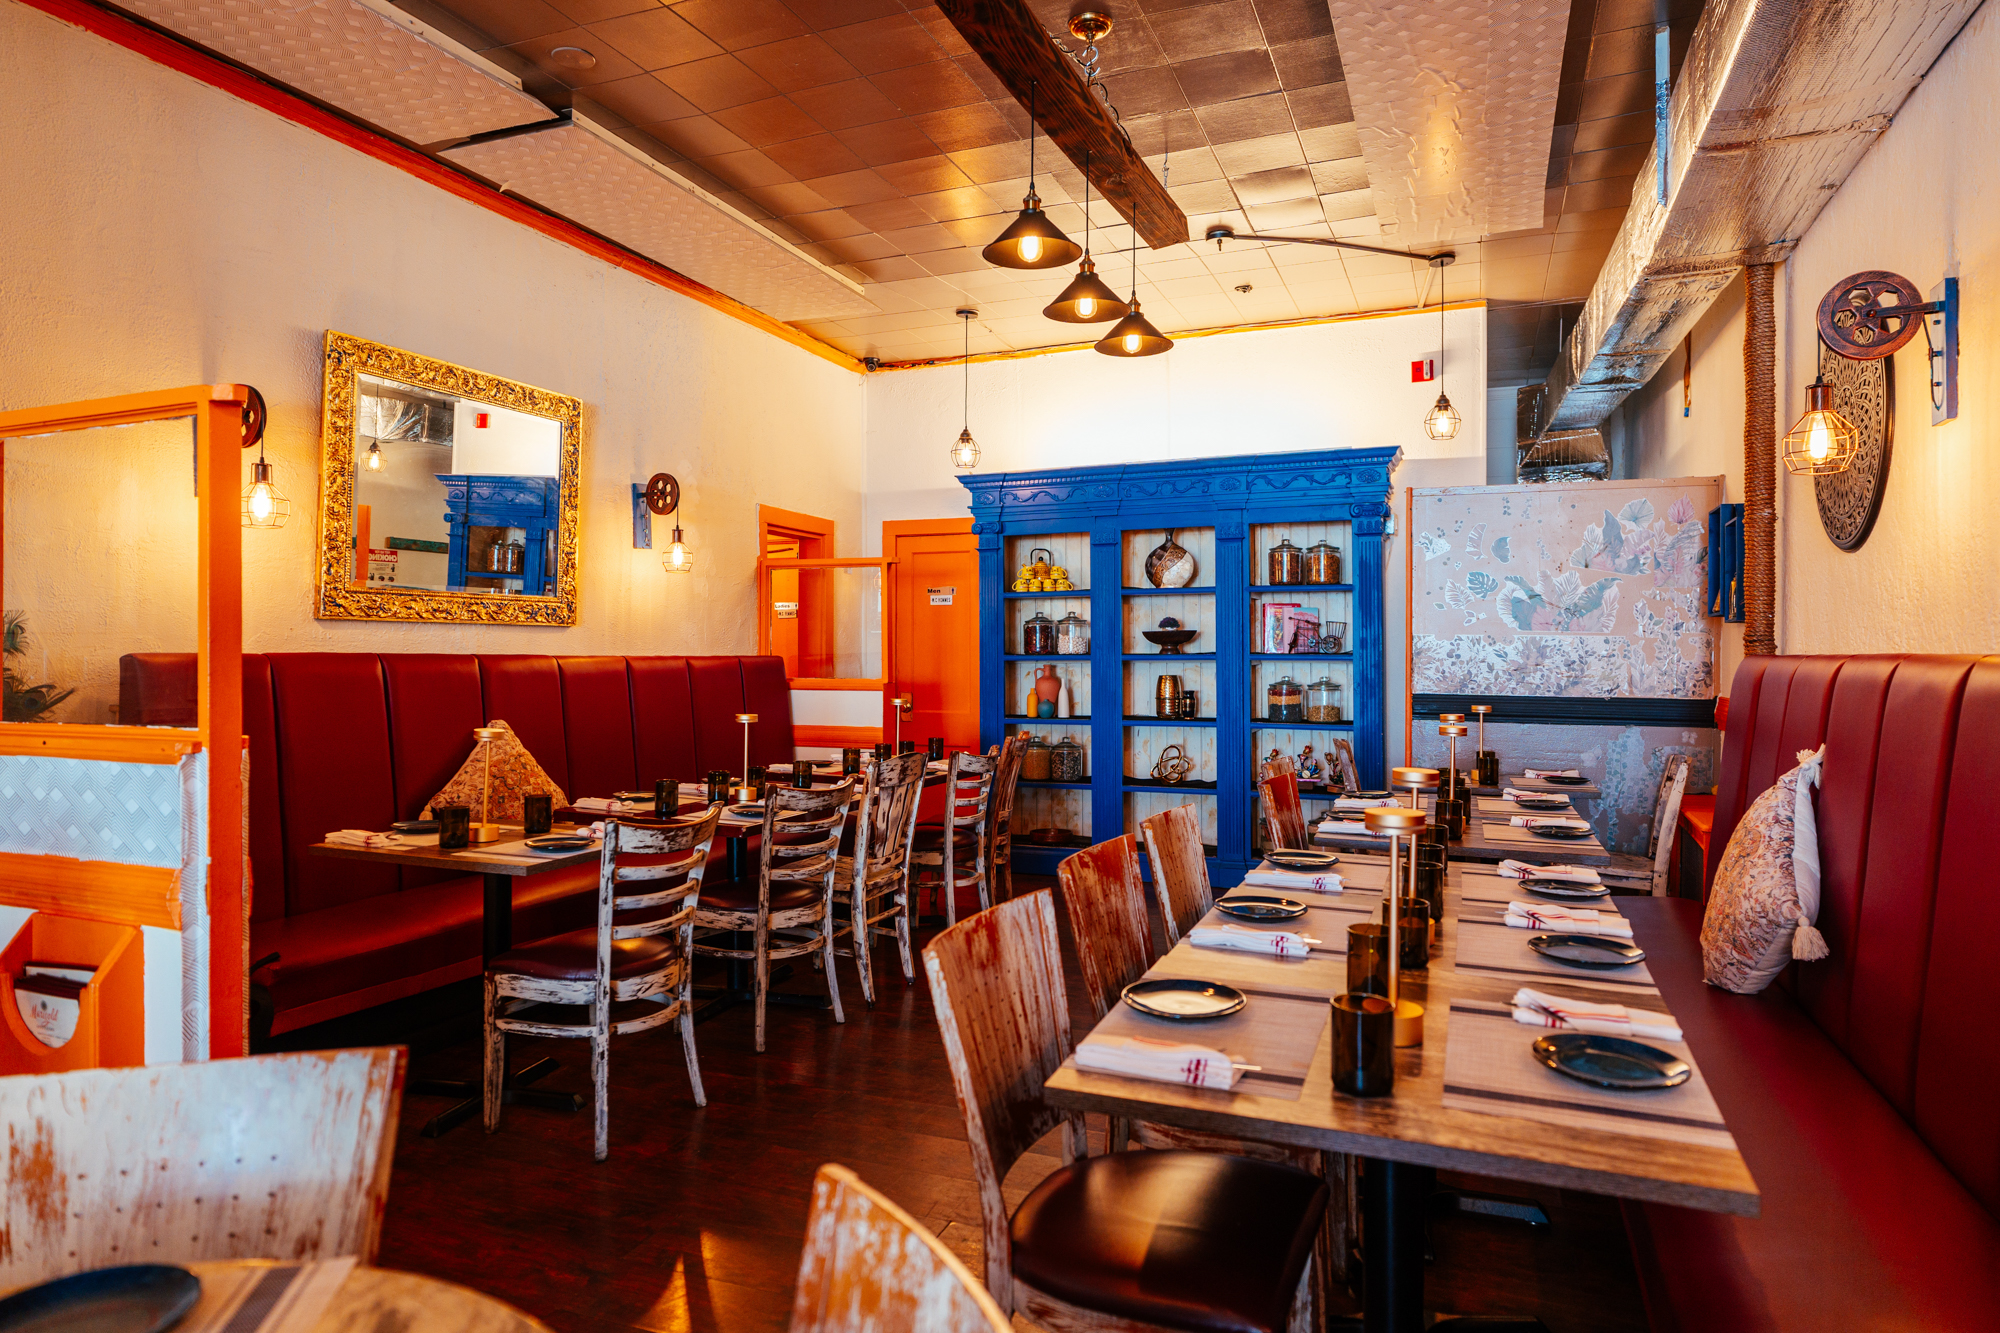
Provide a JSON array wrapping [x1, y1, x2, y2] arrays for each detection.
[[1700, 746, 1830, 993], [423, 720, 566, 823]]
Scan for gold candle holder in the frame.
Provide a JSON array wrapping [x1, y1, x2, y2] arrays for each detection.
[[1362, 803, 1427, 1047], [471, 726, 505, 843], [736, 712, 759, 782], [1391, 766, 1439, 809], [1471, 704, 1490, 752]]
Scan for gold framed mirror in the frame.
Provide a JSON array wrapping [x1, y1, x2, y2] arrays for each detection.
[[316, 331, 581, 625]]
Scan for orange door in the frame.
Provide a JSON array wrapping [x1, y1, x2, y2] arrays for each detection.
[[885, 519, 979, 753]]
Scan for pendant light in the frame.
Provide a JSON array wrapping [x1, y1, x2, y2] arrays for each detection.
[[982, 82, 1081, 270], [365, 439, 384, 471], [1781, 378, 1860, 474], [950, 308, 981, 470], [1043, 150, 1127, 323], [1094, 236, 1170, 357], [241, 438, 291, 528], [1422, 256, 1461, 440], [662, 523, 694, 572]]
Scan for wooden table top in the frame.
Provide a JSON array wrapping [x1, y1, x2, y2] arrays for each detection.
[[181, 1259, 548, 1332], [1475, 774, 1603, 798], [1310, 796, 1612, 867], [309, 825, 601, 877], [1044, 865, 1758, 1216]]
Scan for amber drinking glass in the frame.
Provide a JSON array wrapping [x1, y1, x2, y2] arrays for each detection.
[[1331, 993, 1396, 1097], [842, 747, 863, 777], [436, 804, 471, 850], [928, 736, 945, 761], [793, 760, 815, 790], [1347, 923, 1390, 997], [707, 770, 731, 804], [653, 780, 678, 820], [899, 740, 917, 755], [1413, 846, 1446, 932], [873, 743, 892, 761], [1477, 750, 1501, 787], [522, 794, 554, 838], [1388, 897, 1430, 970]]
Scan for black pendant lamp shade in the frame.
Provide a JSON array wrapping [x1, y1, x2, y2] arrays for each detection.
[[1044, 257, 1128, 322], [982, 81, 1080, 270], [1094, 300, 1171, 357]]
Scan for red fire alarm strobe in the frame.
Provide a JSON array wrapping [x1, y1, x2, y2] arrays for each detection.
[[475, 411, 491, 428], [1411, 358, 1436, 383]]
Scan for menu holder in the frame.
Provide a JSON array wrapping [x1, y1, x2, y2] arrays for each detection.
[[0, 914, 143, 1074]]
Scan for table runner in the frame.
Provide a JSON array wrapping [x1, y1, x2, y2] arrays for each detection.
[[1451, 909, 1659, 995], [1082, 984, 1328, 1101], [182, 1258, 357, 1333], [1440, 1000, 1735, 1151], [1199, 896, 1376, 958]]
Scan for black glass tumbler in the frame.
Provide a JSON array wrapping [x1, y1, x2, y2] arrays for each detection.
[[1413, 846, 1446, 936], [1331, 993, 1396, 1097], [1389, 897, 1430, 971], [1437, 795, 1466, 840], [654, 779, 679, 820], [707, 770, 731, 804], [874, 743, 892, 761], [522, 793, 554, 838], [1477, 750, 1500, 788], [927, 736, 945, 761], [747, 765, 765, 789], [436, 804, 472, 850], [899, 740, 917, 755], [842, 747, 863, 777], [1347, 923, 1391, 997], [793, 759, 816, 790]]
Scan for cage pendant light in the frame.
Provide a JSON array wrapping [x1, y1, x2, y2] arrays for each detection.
[[1044, 150, 1127, 323], [982, 81, 1081, 270], [950, 308, 980, 470], [1422, 257, 1461, 440], [1781, 379, 1860, 474], [241, 439, 291, 528]]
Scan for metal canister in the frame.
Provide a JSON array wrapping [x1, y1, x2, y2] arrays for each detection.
[[1155, 674, 1185, 719]]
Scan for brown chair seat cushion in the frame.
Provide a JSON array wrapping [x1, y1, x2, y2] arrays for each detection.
[[488, 928, 677, 982], [913, 825, 979, 852], [698, 878, 824, 913], [1010, 1149, 1325, 1333]]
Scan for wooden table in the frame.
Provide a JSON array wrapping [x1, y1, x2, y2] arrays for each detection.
[[1044, 863, 1755, 1331], [181, 1258, 547, 1332], [1474, 773, 1602, 798], [310, 827, 597, 1137], [1311, 797, 1612, 867]]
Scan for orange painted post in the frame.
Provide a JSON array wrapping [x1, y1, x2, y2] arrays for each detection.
[[198, 391, 247, 1059]]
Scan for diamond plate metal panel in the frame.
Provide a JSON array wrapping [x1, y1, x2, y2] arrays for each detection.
[[118, 0, 551, 144], [1327, 0, 1572, 244], [441, 115, 878, 323], [0, 755, 183, 867]]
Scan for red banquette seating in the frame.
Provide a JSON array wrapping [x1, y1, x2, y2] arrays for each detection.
[[1621, 655, 2000, 1330], [121, 652, 794, 1035]]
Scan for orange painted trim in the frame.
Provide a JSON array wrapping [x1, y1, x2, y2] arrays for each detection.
[[790, 678, 889, 691], [20, 0, 860, 375], [0, 852, 181, 931], [0, 723, 201, 764], [796, 724, 885, 746], [881, 517, 974, 540]]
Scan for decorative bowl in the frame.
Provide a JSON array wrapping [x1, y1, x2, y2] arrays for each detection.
[[1141, 629, 1198, 653]]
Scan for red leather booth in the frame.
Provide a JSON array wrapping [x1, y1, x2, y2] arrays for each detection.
[[1621, 654, 2000, 1330], [121, 651, 794, 1035]]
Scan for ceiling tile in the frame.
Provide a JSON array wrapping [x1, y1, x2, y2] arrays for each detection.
[[809, 233, 901, 264], [658, 54, 779, 111], [821, 12, 945, 74], [695, 148, 793, 188], [1568, 143, 1647, 182], [1572, 110, 1652, 154], [1100, 66, 1190, 117], [644, 114, 751, 157], [548, 0, 658, 23], [1168, 178, 1239, 213], [1178, 50, 1282, 107], [909, 6, 977, 58], [787, 208, 871, 241], [790, 78, 905, 130], [917, 247, 991, 276], [1212, 131, 1304, 174], [735, 35, 862, 93], [908, 184, 1003, 221], [588, 8, 719, 68], [507, 29, 645, 85], [1251, 0, 1335, 45], [868, 61, 985, 116], [834, 118, 942, 167], [1193, 91, 1292, 144], [1232, 165, 1314, 205], [710, 96, 823, 146], [1310, 156, 1367, 194], [1298, 120, 1359, 161], [1270, 36, 1341, 89], [763, 133, 869, 177], [671, 0, 806, 48], [578, 72, 699, 125], [877, 222, 962, 254], [1561, 174, 1636, 212], [1584, 23, 1654, 80], [1149, 0, 1264, 61], [873, 155, 975, 195], [1285, 82, 1351, 129], [952, 55, 1014, 102], [845, 197, 937, 231], [1577, 70, 1653, 122], [1319, 187, 1372, 221], [782, 0, 904, 28], [439, 0, 572, 45], [1245, 197, 1325, 229], [740, 180, 833, 214], [912, 102, 1021, 153], [802, 168, 902, 207], [946, 140, 1035, 184]]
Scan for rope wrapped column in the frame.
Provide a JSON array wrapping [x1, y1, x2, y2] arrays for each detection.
[[1743, 263, 1777, 655]]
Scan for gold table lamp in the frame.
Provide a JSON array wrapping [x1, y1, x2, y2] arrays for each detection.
[[471, 726, 505, 844], [1363, 803, 1427, 1047]]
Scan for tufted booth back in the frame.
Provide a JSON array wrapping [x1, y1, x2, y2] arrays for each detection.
[[119, 651, 795, 923], [1706, 653, 2000, 1218]]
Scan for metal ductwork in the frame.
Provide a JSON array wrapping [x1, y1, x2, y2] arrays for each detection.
[[1540, 0, 1983, 431]]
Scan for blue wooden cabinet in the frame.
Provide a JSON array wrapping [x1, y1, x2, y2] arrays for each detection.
[[438, 474, 559, 596], [960, 448, 1399, 883]]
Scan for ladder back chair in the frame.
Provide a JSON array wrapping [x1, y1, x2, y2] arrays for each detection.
[[485, 806, 721, 1160], [1599, 753, 1694, 896], [836, 751, 928, 1003], [911, 750, 996, 926], [695, 781, 856, 1052], [788, 1163, 1011, 1333], [923, 891, 1326, 1333], [983, 735, 1025, 906], [1140, 804, 1213, 946], [1259, 768, 1310, 851], [1331, 738, 1361, 792]]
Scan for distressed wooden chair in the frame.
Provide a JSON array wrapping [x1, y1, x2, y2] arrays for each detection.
[[923, 890, 1326, 1333], [486, 806, 721, 1160], [1331, 738, 1361, 791], [0, 1048, 404, 1290], [695, 781, 856, 1052], [788, 1163, 1011, 1333], [1140, 803, 1213, 946], [835, 751, 928, 1002], [910, 750, 996, 926], [1258, 768, 1311, 850], [1598, 753, 1693, 896], [983, 735, 1025, 906]]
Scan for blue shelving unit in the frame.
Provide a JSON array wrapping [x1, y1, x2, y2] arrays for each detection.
[[961, 449, 1398, 882]]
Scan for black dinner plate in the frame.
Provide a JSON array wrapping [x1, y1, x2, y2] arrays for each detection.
[[1265, 848, 1342, 869], [1217, 894, 1308, 921], [1121, 978, 1246, 1020], [1528, 824, 1594, 840], [524, 835, 593, 853], [1541, 774, 1590, 786], [1521, 879, 1610, 901], [391, 819, 438, 834], [1528, 933, 1646, 968], [1533, 1033, 1690, 1091], [1511, 796, 1570, 810], [0, 1265, 201, 1333]]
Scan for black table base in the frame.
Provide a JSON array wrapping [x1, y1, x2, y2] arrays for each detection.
[[412, 1056, 584, 1138]]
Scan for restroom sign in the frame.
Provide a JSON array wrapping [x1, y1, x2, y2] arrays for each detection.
[[928, 586, 955, 605]]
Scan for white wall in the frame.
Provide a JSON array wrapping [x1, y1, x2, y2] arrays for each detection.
[[0, 3, 865, 673]]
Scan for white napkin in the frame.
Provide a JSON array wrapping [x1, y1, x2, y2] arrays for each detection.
[[325, 830, 401, 849], [1075, 1033, 1243, 1090], [1317, 819, 1390, 837], [1332, 795, 1380, 811], [1189, 923, 1318, 958], [1242, 867, 1344, 894], [1509, 815, 1591, 831], [1523, 767, 1582, 780], [1497, 860, 1602, 884], [1502, 788, 1571, 806], [1512, 987, 1681, 1042], [572, 797, 637, 814], [1502, 901, 1633, 938]]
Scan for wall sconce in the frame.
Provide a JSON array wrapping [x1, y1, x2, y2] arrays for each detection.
[[1806, 270, 1961, 447], [236, 387, 290, 529], [1781, 379, 1860, 474], [635, 472, 693, 573], [365, 439, 384, 471]]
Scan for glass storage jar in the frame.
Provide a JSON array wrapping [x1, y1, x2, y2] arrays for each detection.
[[1051, 735, 1087, 782], [1306, 677, 1344, 722], [1267, 537, 1304, 585], [1022, 611, 1057, 655], [1056, 610, 1090, 656], [1020, 736, 1052, 781], [1266, 677, 1305, 722], [1305, 540, 1342, 585]]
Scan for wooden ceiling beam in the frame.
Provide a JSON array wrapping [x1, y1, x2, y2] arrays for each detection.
[[938, 0, 1188, 250]]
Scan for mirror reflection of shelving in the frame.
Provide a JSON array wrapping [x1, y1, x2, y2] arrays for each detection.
[[1128, 791, 1218, 858], [1124, 727, 1216, 791]]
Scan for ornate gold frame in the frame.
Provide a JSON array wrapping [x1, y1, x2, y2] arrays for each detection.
[[316, 330, 582, 625]]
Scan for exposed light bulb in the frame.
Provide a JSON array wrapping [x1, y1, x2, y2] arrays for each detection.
[[951, 428, 980, 470], [663, 524, 694, 573], [241, 456, 291, 527], [1075, 296, 1096, 319], [1123, 332, 1141, 354], [249, 483, 276, 521], [366, 441, 384, 471], [1807, 417, 1831, 461], [1019, 234, 1042, 263]]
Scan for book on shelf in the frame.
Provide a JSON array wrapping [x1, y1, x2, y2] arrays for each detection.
[[1259, 602, 1299, 653], [1281, 607, 1321, 654]]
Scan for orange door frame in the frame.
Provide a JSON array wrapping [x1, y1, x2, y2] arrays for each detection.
[[0, 384, 249, 1059]]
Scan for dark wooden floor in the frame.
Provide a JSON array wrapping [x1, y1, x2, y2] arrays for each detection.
[[271, 877, 1650, 1333]]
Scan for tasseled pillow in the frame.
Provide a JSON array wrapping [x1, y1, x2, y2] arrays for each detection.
[[1700, 745, 1830, 993]]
